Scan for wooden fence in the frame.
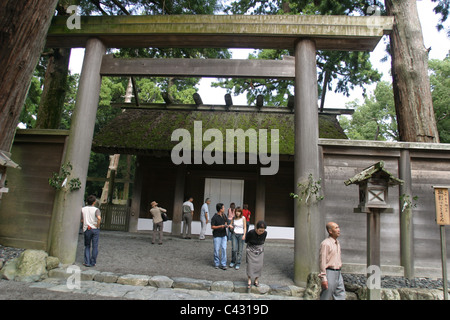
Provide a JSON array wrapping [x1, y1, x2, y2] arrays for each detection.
[[99, 203, 130, 231]]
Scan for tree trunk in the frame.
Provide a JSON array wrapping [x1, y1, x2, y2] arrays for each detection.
[[0, 0, 59, 151], [386, 0, 440, 143], [35, 47, 71, 129], [319, 69, 331, 112], [35, 1, 76, 129]]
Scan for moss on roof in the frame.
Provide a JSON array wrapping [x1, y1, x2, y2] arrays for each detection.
[[92, 109, 347, 155]]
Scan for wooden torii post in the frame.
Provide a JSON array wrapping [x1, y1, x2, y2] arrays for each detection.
[[44, 15, 394, 286]]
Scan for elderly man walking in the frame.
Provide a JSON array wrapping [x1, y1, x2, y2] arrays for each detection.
[[319, 221, 346, 300]]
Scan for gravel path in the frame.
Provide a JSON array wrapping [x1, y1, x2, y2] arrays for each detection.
[[74, 230, 296, 287]]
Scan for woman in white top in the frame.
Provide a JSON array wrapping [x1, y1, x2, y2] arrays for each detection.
[[227, 203, 236, 241], [230, 207, 247, 269]]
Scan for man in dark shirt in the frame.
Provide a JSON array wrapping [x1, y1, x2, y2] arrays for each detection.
[[211, 203, 230, 270]]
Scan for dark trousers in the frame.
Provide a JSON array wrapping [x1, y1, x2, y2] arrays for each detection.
[[84, 228, 99, 266]]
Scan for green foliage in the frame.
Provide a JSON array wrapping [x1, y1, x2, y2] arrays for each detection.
[[48, 162, 81, 192], [290, 174, 324, 205], [339, 56, 449, 143], [224, 0, 385, 15], [339, 81, 398, 141], [58, 73, 79, 130], [317, 50, 381, 99], [431, 0, 449, 33], [79, 0, 222, 15], [19, 73, 42, 128], [429, 56, 450, 143], [213, 49, 294, 106], [400, 194, 419, 214], [216, 1, 382, 107]]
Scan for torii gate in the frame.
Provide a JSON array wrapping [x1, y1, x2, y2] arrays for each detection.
[[45, 14, 394, 286]]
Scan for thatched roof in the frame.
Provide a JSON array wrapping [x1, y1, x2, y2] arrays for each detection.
[[92, 109, 347, 155], [344, 161, 404, 186]]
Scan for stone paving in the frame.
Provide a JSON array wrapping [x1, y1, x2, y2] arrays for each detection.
[[1, 230, 447, 302], [1, 230, 306, 302], [31, 271, 303, 300], [40, 264, 303, 300], [21, 229, 304, 300]]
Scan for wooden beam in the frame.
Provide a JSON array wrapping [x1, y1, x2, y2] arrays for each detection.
[[46, 14, 394, 51], [101, 56, 296, 79]]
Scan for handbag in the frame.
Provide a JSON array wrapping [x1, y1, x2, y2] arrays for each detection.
[[161, 210, 168, 222]]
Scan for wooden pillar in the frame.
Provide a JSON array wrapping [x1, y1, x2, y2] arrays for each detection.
[[293, 39, 321, 285], [399, 149, 414, 279], [47, 38, 106, 264], [367, 209, 381, 267], [367, 209, 381, 300], [255, 174, 266, 224], [172, 165, 186, 235], [128, 156, 143, 232]]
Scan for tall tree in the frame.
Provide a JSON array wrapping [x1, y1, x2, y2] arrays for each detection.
[[386, 0, 440, 142], [429, 56, 450, 143], [219, 1, 381, 108], [0, 0, 59, 151], [35, 1, 75, 129]]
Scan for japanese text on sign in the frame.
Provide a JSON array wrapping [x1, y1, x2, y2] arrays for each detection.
[[435, 188, 450, 225]]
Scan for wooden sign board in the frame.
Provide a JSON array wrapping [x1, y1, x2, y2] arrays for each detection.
[[434, 187, 450, 225]]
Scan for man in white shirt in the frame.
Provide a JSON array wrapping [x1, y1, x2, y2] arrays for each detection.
[[81, 195, 102, 267], [199, 198, 211, 240], [182, 197, 194, 239]]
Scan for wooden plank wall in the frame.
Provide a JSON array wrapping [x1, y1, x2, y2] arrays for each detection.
[[138, 157, 178, 220], [0, 130, 68, 250], [133, 141, 450, 270], [410, 151, 450, 269], [138, 157, 260, 223], [265, 161, 294, 227], [320, 141, 450, 270]]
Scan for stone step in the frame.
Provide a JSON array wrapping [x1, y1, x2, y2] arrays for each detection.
[[47, 266, 305, 298]]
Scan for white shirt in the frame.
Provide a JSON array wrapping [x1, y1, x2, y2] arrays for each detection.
[[233, 217, 245, 234], [183, 201, 194, 212], [82, 205, 101, 232]]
